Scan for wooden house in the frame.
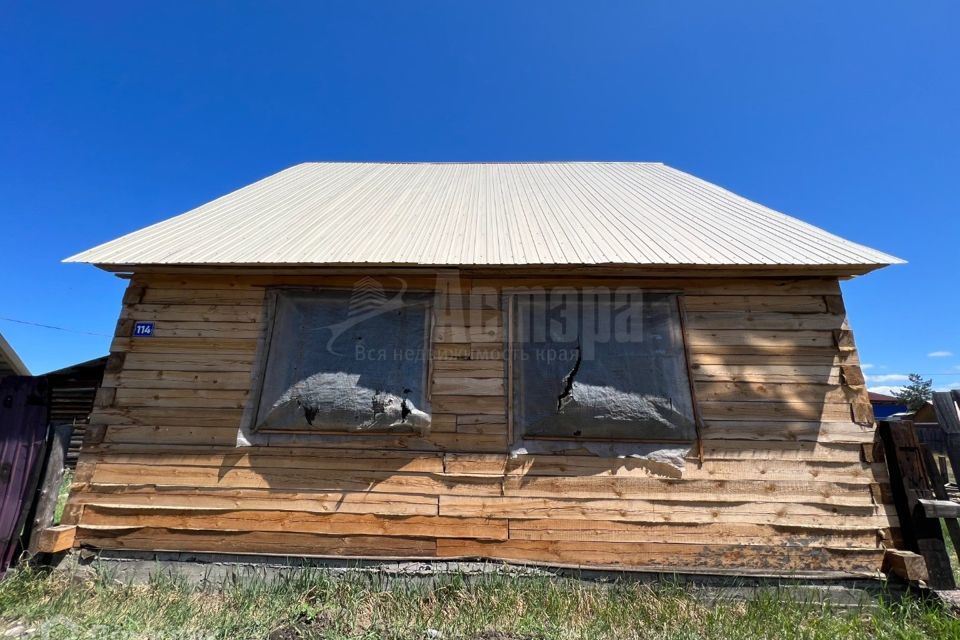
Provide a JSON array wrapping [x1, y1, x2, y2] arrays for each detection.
[[61, 162, 904, 575]]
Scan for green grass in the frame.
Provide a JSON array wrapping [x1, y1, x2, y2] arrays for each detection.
[[0, 567, 957, 640], [52, 469, 73, 525]]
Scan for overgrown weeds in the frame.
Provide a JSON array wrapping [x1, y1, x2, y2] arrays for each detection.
[[52, 469, 73, 525], [0, 565, 955, 639]]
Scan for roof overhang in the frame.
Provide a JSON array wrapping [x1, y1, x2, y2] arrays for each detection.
[[0, 332, 30, 376], [91, 261, 896, 279]]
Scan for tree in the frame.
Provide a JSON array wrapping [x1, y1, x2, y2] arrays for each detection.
[[894, 373, 933, 411]]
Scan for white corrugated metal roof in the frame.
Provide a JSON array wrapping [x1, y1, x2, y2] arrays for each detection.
[[0, 332, 30, 376], [65, 162, 903, 270]]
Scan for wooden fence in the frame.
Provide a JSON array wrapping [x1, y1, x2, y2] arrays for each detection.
[[880, 391, 960, 589]]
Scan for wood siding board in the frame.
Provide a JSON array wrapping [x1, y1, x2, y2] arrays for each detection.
[[70, 272, 888, 574]]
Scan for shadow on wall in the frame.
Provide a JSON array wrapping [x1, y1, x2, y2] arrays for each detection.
[[214, 293, 864, 517]]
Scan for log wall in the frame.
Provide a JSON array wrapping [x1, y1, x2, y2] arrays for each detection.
[[64, 271, 895, 574]]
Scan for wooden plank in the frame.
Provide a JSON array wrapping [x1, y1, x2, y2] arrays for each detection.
[[433, 326, 503, 343], [139, 288, 266, 305], [84, 445, 889, 485], [27, 424, 72, 555], [690, 352, 856, 367], [432, 344, 471, 360], [698, 401, 852, 422], [918, 499, 960, 518], [95, 422, 507, 452], [121, 352, 255, 372], [877, 420, 955, 589], [456, 414, 508, 435], [33, 525, 76, 554], [833, 329, 856, 353], [933, 392, 960, 434], [683, 296, 828, 313], [851, 401, 875, 424], [882, 550, 929, 584], [687, 330, 836, 349], [932, 392, 960, 483], [111, 337, 258, 355], [427, 432, 508, 452], [114, 388, 250, 401], [438, 496, 893, 527], [429, 413, 458, 433], [435, 308, 501, 327], [456, 414, 509, 426], [698, 440, 863, 462], [442, 453, 887, 483], [919, 445, 960, 562], [691, 364, 841, 384], [431, 377, 504, 397], [80, 507, 507, 540], [78, 528, 437, 557], [691, 344, 841, 357], [700, 421, 875, 444], [113, 388, 249, 409], [86, 448, 445, 474], [102, 425, 239, 446], [508, 519, 881, 547], [432, 360, 504, 377], [470, 344, 503, 360], [435, 538, 883, 573], [102, 370, 254, 390], [94, 387, 116, 409], [132, 322, 262, 339], [90, 463, 503, 496], [122, 304, 263, 323], [74, 487, 439, 516], [431, 395, 506, 415], [500, 475, 877, 506], [693, 381, 859, 404], [686, 312, 845, 331], [455, 422, 507, 435], [93, 406, 244, 427], [839, 365, 866, 386]]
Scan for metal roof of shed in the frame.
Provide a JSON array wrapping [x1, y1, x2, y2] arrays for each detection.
[[66, 162, 902, 271], [0, 332, 30, 377]]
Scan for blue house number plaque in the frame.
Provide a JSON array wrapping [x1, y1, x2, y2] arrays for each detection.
[[133, 321, 155, 337]]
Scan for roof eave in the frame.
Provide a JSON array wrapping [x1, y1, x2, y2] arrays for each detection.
[[79, 260, 904, 279], [0, 333, 30, 376]]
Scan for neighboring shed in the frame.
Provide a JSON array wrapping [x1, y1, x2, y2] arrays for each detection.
[[869, 392, 908, 420], [0, 353, 107, 566], [61, 162, 903, 576], [45, 357, 109, 467], [0, 338, 107, 466], [0, 332, 29, 378]]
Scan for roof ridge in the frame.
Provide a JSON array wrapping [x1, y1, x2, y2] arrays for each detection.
[[300, 161, 666, 166]]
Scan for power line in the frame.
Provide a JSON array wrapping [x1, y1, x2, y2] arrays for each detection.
[[0, 316, 112, 338], [868, 373, 960, 376]]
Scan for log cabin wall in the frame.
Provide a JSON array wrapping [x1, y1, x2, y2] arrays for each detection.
[[64, 271, 895, 574]]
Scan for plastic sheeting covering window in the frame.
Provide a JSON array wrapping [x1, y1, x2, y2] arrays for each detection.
[[253, 290, 432, 433], [511, 291, 695, 441]]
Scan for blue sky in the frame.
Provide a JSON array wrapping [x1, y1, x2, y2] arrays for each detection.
[[1, 2, 958, 393]]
